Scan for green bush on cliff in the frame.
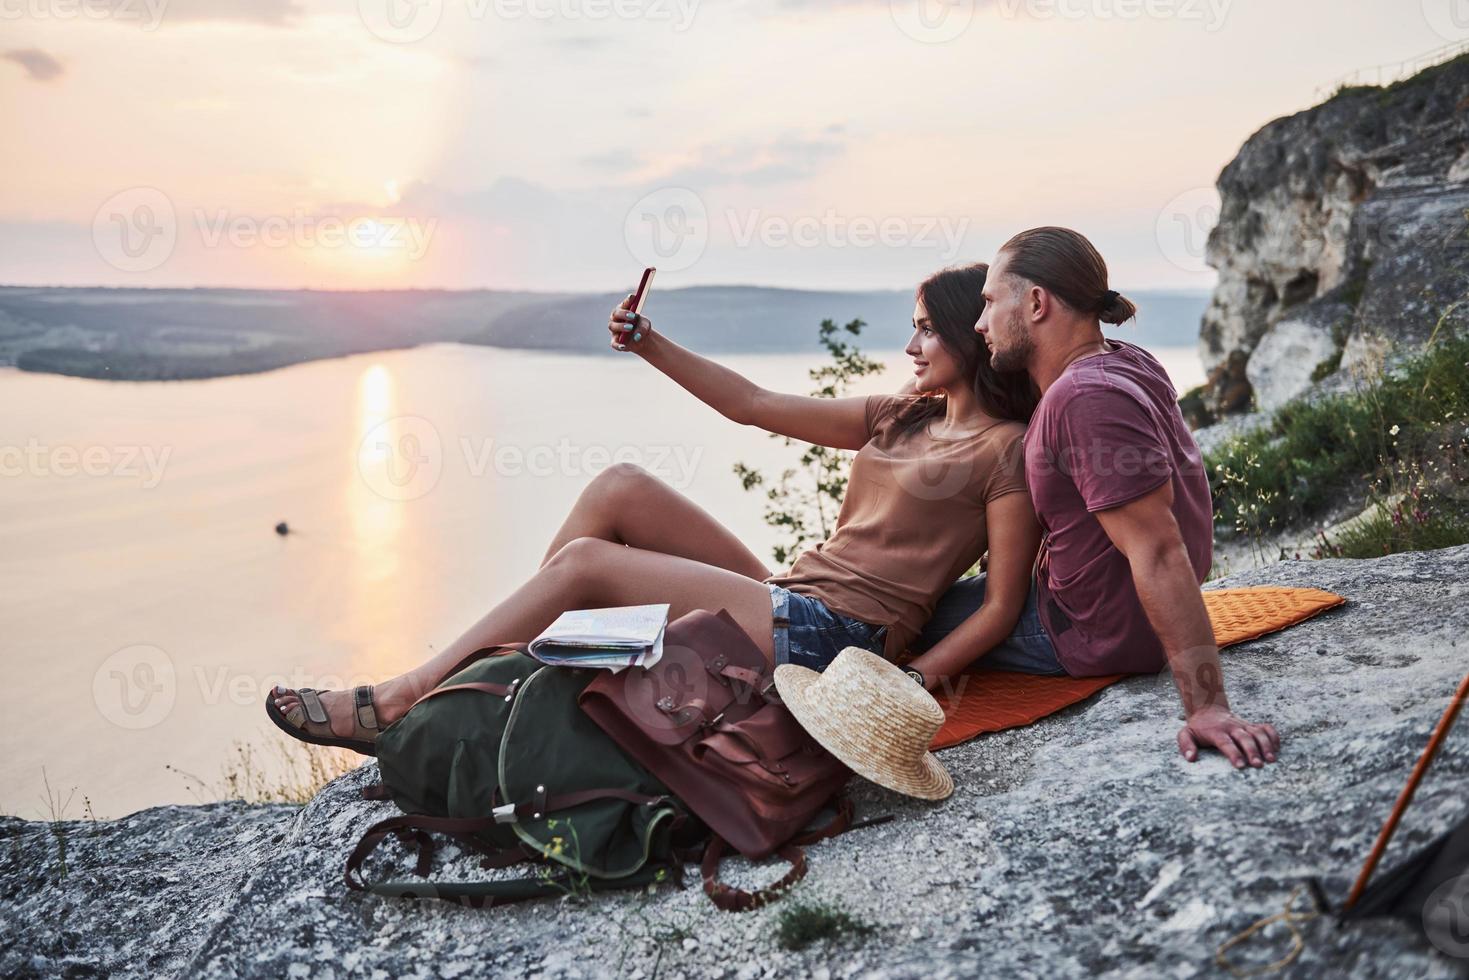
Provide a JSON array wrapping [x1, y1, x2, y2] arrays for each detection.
[[732, 317, 885, 567], [1208, 327, 1469, 557]]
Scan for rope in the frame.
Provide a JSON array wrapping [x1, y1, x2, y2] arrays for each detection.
[[1214, 885, 1319, 978]]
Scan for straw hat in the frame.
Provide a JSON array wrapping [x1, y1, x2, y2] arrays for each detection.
[[774, 647, 953, 801]]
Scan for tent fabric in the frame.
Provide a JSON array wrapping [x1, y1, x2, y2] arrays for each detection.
[[926, 586, 1347, 750], [1341, 818, 1469, 924]]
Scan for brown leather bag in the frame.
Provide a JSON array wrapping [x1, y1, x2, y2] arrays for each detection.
[[579, 607, 854, 903]]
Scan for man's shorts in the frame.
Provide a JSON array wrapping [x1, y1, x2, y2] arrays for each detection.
[[909, 572, 1067, 676]]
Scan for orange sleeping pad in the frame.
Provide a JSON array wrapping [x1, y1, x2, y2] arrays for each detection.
[[923, 586, 1346, 750]]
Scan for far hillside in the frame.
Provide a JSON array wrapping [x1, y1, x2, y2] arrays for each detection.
[[0, 285, 1208, 381]]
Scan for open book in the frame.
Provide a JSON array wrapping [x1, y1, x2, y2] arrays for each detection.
[[527, 603, 669, 672]]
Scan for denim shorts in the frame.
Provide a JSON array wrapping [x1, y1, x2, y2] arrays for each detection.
[[767, 584, 890, 671], [908, 572, 1067, 676]]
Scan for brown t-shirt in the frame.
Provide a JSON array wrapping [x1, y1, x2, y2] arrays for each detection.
[[764, 394, 1029, 661]]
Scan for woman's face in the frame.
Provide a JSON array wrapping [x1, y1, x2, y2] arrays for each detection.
[[905, 296, 963, 393]]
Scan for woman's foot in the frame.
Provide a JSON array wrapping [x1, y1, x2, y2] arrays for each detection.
[[266, 680, 414, 756]]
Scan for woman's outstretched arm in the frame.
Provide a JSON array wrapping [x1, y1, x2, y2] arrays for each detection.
[[610, 298, 871, 451], [903, 491, 1041, 687]]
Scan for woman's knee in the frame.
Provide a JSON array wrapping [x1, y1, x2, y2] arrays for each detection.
[[583, 462, 661, 509], [542, 535, 619, 601]]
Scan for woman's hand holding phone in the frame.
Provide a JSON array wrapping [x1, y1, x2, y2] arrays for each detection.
[[608, 295, 654, 352], [609, 266, 656, 351]]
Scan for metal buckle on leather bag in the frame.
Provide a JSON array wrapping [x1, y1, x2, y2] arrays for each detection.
[[492, 803, 518, 824]]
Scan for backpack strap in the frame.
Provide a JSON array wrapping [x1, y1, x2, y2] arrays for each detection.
[[700, 836, 808, 912], [345, 788, 672, 890], [439, 643, 530, 684], [698, 795, 859, 912], [787, 794, 855, 846]]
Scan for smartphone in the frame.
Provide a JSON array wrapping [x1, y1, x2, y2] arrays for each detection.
[[613, 266, 656, 350]]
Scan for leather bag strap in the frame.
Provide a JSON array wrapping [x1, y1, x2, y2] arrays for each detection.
[[700, 835, 808, 912]]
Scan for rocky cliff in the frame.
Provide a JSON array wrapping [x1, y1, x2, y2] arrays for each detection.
[[1198, 53, 1469, 417], [4, 546, 1469, 978]]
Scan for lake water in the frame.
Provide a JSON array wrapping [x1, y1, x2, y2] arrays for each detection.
[[0, 343, 1204, 818]]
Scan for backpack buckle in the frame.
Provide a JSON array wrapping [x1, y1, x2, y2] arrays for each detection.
[[492, 803, 518, 824]]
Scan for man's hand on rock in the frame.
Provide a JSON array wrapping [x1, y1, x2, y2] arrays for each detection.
[[1178, 704, 1280, 768]]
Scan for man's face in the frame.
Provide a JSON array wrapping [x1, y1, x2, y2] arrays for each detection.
[[976, 253, 1035, 374]]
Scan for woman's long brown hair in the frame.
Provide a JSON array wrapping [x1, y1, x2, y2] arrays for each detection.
[[891, 262, 1039, 438]]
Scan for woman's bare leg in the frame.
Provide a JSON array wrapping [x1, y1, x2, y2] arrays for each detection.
[[272, 537, 778, 738], [540, 462, 773, 580]]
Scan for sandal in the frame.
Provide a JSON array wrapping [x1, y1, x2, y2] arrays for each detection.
[[266, 685, 382, 757]]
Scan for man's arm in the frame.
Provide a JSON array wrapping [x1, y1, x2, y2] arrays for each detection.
[[1093, 481, 1280, 768]]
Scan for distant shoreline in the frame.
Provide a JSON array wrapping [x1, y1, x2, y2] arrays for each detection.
[[0, 284, 1209, 383]]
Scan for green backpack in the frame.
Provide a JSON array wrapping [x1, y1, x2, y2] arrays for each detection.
[[345, 648, 705, 907]]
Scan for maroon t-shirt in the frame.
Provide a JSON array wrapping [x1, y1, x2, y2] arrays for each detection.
[[1025, 340, 1213, 676]]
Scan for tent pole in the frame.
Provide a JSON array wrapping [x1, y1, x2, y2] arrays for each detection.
[[1343, 670, 1469, 911]]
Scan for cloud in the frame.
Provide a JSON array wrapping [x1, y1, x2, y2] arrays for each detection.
[[658, 130, 849, 188], [3, 49, 64, 83], [159, 0, 305, 26], [544, 35, 613, 50]]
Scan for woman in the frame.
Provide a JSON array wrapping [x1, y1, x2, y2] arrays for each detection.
[[268, 263, 1042, 753]]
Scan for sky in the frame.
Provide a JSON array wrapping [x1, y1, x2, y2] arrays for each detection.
[[0, 0, 1463, 293]]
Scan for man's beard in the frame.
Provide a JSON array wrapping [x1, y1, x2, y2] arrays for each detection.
[[989, 308, 1034, 374]]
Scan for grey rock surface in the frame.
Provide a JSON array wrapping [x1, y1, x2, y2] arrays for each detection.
[[1198, 53, 1469, 417], [4, 547, 1469, 979]]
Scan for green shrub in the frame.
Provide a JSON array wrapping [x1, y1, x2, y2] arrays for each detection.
[[775, 897, 875, 951], [1207, 327, 1469, 559], [1311, 482, 1469, 560]]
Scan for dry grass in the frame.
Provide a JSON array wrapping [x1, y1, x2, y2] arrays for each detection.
[[167, 735, 360, 806]]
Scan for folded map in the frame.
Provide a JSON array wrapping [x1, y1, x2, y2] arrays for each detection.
[[528, 603, 669, 672]]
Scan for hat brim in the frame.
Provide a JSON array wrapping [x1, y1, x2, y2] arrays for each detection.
[[774, 663, 954, 801]]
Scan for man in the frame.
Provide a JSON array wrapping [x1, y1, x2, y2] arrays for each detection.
[[905, 226, 1279, 769]]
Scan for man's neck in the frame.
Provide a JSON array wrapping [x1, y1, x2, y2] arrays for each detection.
[[1030, 324, 1109, 394]]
